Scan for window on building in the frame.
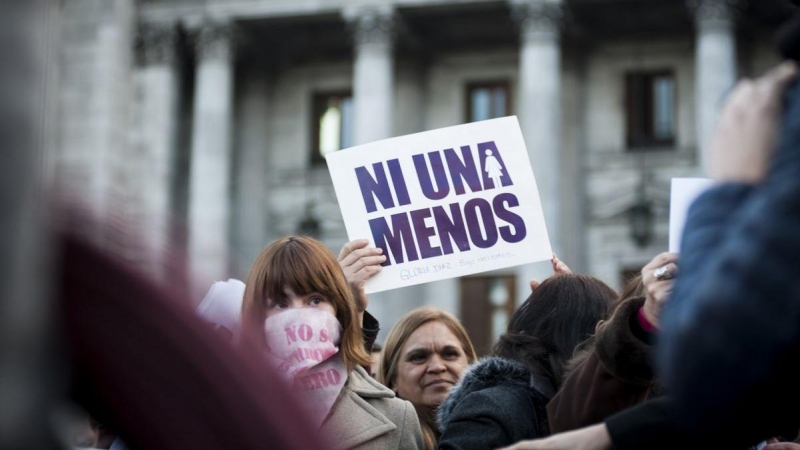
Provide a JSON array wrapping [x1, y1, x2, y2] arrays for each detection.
[[311, 91, 353, 165], [460, 275, 516, 356], [625, 71, 676, 149], [466, 82, 510, 123]]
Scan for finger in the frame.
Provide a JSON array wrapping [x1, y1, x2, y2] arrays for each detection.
[[650, 262, 679, 279], [764, 60, 799, 98], [349, 255, 387, 272], [529, 280, 541, 292], [642, 252, 678, 271], [757, 62, 799, 120], [650, 283, 674, 304], [338, 239, 370, 260], [340, 246, 383, 268], [354, 265, 382, 281], [642, 263, 678, 291], [730, 78, 757, 106]]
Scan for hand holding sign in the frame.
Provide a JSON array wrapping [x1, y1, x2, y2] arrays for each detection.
[[338, 239, 385, 316], [641, 252, 679, 329], [529, 254, 573, 292]]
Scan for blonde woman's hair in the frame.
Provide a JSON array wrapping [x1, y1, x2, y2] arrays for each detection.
[[379, 307, 477, 450]]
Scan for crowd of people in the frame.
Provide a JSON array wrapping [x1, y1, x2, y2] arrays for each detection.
[[57, 22, 800, 450]]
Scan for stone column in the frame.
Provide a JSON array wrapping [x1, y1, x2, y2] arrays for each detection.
[[138, 24, 179, 281], [511, 0, 563, 304], [188, 20, 235, 298], [346, 6, 395, 145], [233, 68, 271, 275], [345, 7, 408, 333], [689, 0, 737, 173]]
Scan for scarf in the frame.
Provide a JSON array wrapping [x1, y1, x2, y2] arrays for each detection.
[[263, 308, 348, 429]]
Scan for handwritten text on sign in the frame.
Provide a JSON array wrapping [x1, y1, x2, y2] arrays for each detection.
[[327, 116, 553, 293]]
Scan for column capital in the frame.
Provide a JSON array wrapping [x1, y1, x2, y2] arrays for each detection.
[[510, 0, 563, 43], [343, 5, 396, 47], [687, 0, 738, 27], [137, 24, 178, 66], [194, 19, 236, 61]]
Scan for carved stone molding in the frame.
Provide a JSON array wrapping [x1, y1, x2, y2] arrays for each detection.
[[510, 0, 563, 43], [344, 6, 395, 47], [138, 24, 178, 66], [194, 20, 236, 61], [687, 0, 738, 26]]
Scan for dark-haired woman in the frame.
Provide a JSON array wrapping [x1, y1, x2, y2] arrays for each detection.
[[436, 273, 618, 450]]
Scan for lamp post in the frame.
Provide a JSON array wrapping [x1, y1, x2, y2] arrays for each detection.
[[629, 164, 653, 248], [629, 195, 653, 248]]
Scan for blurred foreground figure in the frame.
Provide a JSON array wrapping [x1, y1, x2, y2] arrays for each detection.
[[59, 224, 324, 449], [500, 61, 800, 450], [658, 62, 800, 445]]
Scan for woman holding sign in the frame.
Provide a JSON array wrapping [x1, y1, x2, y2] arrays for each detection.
[[241, 236, 423, 449]]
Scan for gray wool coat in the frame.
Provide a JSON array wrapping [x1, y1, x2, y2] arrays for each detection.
[[320, 365, 423, 450]]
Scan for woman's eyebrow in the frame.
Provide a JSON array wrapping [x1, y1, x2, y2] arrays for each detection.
[[405, 347, 431, 355]]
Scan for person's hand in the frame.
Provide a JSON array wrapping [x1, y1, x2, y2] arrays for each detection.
[[530, 254, 572, 292], [552, 253, 572, 275], [338, 239, 385, 316], [499, 423, 612, 450], [706, 61, 798, 184], [641, 252, 679, 329]]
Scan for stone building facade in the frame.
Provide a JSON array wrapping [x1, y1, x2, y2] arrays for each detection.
[[51, 0, 788, 349]]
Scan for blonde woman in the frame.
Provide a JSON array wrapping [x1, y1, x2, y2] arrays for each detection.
[[379, 308, 478, 450]]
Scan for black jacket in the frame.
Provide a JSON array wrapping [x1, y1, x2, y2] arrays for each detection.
[[436, 357, 552, 450]]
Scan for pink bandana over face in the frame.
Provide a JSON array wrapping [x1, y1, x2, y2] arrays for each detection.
[[263, 308, 347, 429]]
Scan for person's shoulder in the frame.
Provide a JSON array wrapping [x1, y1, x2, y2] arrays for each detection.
[[347, 365, 395, 398], [438, 383, 543, 444], [438, 357, 535, 428], [461, 383, 537, 412], [346, 365, 410, 416]]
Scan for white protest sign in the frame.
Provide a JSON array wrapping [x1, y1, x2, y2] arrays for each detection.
[[326, 116, 552, 293], [669, 177, 714, 253]]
